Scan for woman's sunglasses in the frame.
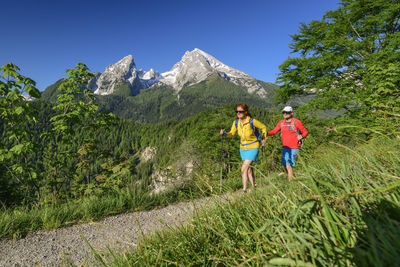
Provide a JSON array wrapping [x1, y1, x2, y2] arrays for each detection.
[[282, 111, 291, 114], [235, 110, 245, 114]]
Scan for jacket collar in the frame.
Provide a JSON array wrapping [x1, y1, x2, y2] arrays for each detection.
[[239, 116, 251, 125]]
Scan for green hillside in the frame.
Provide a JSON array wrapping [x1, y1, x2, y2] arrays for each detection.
[[0, 99, 334, 238], [40, 78, 64, 101], [41, 74, 279, 123]]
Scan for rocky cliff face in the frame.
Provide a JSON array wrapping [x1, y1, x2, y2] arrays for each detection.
[[88, 55, 161, 96]]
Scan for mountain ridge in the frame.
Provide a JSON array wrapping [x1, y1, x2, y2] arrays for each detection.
[[96, 73, 278, 123], [41, 49, 280, 122], [43, 48, 272, 98]]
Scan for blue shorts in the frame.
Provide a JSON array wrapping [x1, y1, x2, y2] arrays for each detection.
[[281, 147, 299, 166], [240, 148, 259, 162]]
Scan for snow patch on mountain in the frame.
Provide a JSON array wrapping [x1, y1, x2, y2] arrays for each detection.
[[159, 48, 267, 97], [22, 94, 35, 101], [87, 49, 268, 97]]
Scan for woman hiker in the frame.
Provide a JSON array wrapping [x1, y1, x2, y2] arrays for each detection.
[[220, 104, 267, 193], [267, 106, 308, 181]]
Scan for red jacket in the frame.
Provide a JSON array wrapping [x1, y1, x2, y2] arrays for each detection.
[[267, 118, 308, 149]]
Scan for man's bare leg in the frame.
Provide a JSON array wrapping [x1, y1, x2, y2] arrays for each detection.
[[286, 165, 294, 181]]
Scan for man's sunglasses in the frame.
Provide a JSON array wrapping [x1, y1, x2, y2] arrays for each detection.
[[235, 110, 245, 114], [282, 111, 292, 114]]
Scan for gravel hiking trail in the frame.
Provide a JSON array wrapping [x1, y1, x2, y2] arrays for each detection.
[[0, 194, 232, 266]]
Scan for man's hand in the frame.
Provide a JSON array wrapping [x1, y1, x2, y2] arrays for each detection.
[[297, 134, 303, 141], [261, 139, 266, 146], [220, 129, 225, 135], [298, 136, 305, 146]]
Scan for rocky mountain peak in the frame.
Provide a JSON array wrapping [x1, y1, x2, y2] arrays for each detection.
[[159, 48, 267, 96], [87, 49, 267, 97], [105, 55, 136, 74], [90, 55, 160, 96], [142, 68, 155, 79]]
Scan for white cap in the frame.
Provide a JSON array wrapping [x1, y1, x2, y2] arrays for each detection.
[[282, 106, 293, 113]]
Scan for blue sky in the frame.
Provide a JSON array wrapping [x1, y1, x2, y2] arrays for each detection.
[[1, 0, 339, 90]]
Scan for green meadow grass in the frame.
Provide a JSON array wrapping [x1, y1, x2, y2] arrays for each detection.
[[0, 170, 243, 240], [103, 136, 400, 266], [0, 188, 158, 239], [0, 183, 205, 239]]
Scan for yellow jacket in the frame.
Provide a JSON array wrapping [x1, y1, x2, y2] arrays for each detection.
[[226, 116, 267, 149]]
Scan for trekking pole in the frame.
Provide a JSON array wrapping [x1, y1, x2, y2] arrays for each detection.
[[299, 138, 305, 152], [261, 145, 265, 186], [258, 146, 262, 187], [263, 140, 268, 186], [263, 146, 266, 171], [220, 134, 224, 193]]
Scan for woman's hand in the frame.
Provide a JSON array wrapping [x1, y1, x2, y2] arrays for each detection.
[[261, 139, 266, 146], [220, 129, 225, 135]]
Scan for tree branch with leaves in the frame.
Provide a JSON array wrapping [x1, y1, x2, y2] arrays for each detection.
[[276, 0, 400, 122]]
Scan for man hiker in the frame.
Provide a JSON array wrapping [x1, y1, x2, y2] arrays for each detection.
[[267, 106, 308, 181]]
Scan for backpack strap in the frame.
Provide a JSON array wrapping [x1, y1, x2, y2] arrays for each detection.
[[237, 118, 261, 146], [279, 120, 285, 138], [249, 118, 255, 132], [293, 118, 302, 134], [250, 118, 262, 142], [236, 118, 256, 132], [279, 120, 284, 131], [236, 118, 255, 134], [249, 118, 257, 138], [241, 140, 259, 146]]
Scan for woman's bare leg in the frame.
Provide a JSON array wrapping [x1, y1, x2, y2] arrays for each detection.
[[241, 160, 252, 191], [247, 166, 255, 187]]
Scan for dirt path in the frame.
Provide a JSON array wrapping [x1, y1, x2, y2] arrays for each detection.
[[0, 194, 231, 266]]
